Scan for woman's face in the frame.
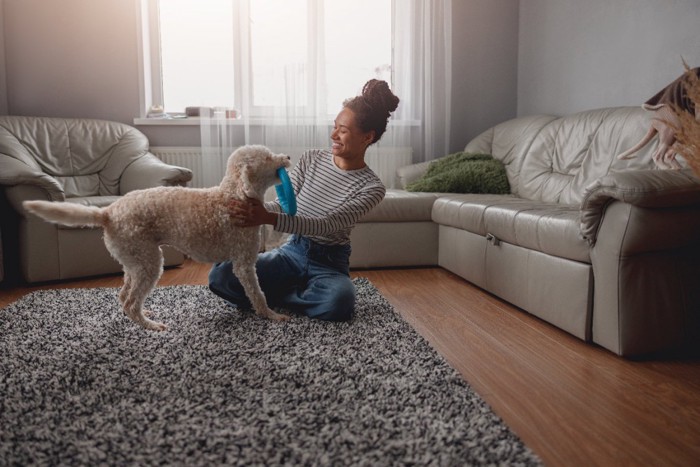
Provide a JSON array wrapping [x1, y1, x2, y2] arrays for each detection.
[[331, 107, 374, 168]]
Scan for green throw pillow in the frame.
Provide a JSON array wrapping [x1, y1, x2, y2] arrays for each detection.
[[406, 152, 511, 194]]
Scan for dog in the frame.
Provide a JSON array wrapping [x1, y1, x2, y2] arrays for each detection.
[[24, 145, 291, 331]]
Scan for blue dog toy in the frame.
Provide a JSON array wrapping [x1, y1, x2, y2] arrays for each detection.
[[275, 167, 297, 215]]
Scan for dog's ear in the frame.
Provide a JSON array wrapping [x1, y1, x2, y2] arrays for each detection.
[[240, 166, 257, 198]]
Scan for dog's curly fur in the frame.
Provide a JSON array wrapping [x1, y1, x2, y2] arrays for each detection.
[[24, 145, 291, 330]]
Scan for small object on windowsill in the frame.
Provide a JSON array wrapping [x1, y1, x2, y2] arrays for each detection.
[[186, 106, 209, 117], [211, 107, 242, 119], [146, 105, 167, 119]]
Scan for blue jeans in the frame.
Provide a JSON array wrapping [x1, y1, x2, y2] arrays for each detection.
[[208, 235, 355, 321]]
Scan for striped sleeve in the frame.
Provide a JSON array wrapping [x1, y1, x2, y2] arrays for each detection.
[[275, 183, 385, 237], [271, 149, 386, 245]]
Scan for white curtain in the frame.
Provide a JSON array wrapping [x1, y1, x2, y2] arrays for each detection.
[[390, 0, 452, 163], [200, 0, 452, 189]]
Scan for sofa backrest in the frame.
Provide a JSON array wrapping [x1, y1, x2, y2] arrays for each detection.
[[466, 107, 660, 204], [465, 114, 557, 197], [0, 116, 150, 197]]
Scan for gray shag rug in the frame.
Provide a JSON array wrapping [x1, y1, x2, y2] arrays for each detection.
[[0, 278, 541, 466]]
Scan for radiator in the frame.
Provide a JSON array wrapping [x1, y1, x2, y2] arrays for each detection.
[[150, 147, 206, 187], [365, 146, 413, 188], [151, 146, 413, 189]]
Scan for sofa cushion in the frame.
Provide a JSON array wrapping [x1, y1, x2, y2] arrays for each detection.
[[56, 174, 100, 198], [67, 196, 120, 208], [360, 189, 440, 222], [464, 114, 558, 198], [483, 203, 590, 263], [431, 194, 518, 235], [518, 107, 658, 205], [0, 116, 150, 198], [432, 194, 590, 263]]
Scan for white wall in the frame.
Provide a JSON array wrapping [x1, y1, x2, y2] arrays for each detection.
[[0, 0, 8, 115], [518, 0, 700, 116]]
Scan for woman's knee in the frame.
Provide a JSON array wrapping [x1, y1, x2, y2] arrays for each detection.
[[307, 278, 355, 322], [209, 261, 233, 290], [208, 261, 248, 305]]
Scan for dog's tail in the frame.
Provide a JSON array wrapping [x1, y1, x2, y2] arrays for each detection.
[[617, 126, 657, 160], [23, 200, 107, 227]]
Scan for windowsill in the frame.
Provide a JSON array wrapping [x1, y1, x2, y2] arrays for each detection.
[[133, 116, 421, 127], [134, 117, 202, 126]]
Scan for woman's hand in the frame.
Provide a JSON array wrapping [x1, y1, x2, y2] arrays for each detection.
[[229, 198, 277, 227]]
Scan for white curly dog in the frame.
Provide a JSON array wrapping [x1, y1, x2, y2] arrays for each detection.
[[24, 145, 291, 331]]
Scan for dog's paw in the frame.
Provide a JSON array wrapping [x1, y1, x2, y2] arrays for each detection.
[[259, 308, 290, 322], [272, 313, 291, 322], [143, 319, 168, 331]]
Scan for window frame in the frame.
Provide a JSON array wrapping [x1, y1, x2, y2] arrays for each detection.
[[137, 0, 393, 119]]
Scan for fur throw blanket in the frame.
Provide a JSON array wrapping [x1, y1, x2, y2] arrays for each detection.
[[406, 152, 511, 194]]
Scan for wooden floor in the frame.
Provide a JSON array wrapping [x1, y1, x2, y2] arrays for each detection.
[[2, 260, 699, 466]]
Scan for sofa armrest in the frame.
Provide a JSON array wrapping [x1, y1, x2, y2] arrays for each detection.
[[589, 197, 700, 356], [584, 168, 700, 356], [396, 161, 431, 189], [0, 154, 65, 202], [580, 168, 700, 244], [119, 152, 193, 194]]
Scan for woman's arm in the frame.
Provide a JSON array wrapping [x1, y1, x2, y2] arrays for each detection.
[[273, 185, 385, 236]]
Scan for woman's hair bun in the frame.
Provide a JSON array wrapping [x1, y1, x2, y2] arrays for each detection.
[[343, 79, 400, 144], [362, 79, 400, 116]]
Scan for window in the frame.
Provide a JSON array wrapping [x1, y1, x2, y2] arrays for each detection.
[[143, 0, 392, 118], [158, 0, 235, 113]]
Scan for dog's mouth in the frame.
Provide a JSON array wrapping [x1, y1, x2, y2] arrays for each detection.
[[277, 156, 292, 172], [273, 155, 292, 183], [275, 161, 291, 184]]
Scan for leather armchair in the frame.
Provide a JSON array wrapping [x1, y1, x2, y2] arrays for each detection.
[[0, 116, 193, 283]]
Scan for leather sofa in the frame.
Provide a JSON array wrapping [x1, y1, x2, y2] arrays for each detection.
[[350, 106, 700, 357], [0, 116, 193, 283]]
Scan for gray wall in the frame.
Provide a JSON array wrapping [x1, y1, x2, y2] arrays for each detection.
[[518, 0, 700, 116], [450, 0, 519, 151], [1, 0, 200, 145], [0, 0, 7, 115], [4, 0, 140, 122], [0, 0, 519, 151]]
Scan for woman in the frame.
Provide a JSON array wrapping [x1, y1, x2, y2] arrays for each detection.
[[208, 79, 400, 321]]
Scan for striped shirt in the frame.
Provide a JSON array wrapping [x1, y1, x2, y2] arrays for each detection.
[[265, 149, 386, 246]]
